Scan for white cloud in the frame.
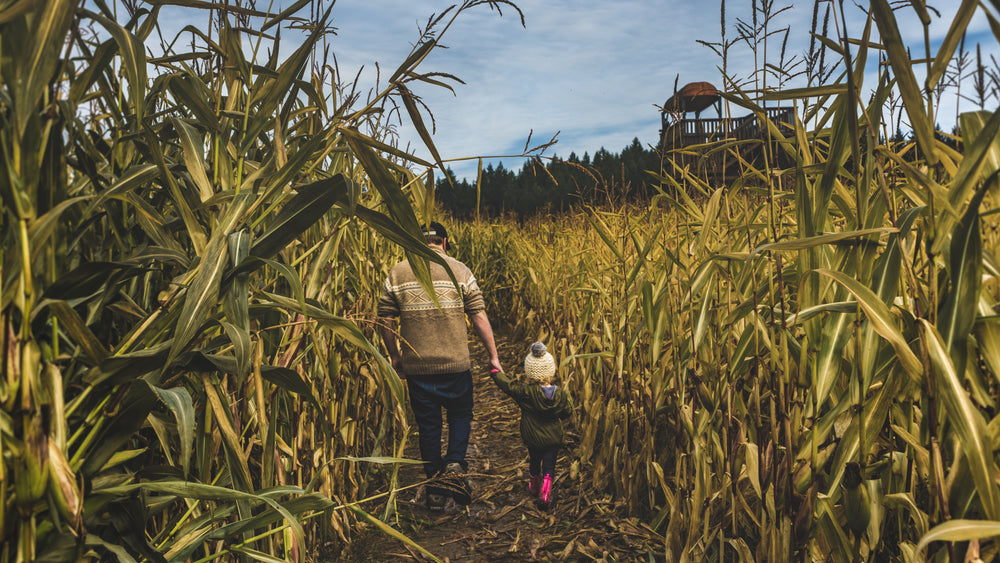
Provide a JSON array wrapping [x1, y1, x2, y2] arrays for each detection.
[[152, 0, 1000, 181]]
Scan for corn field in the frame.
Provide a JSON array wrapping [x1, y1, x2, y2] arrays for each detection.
[[451, 1, 1000, 561], [4, 0, 1000, 560], [0, 0, 517, 559]]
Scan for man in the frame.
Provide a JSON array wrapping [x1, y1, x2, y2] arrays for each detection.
[[377, 222, 503, 509]]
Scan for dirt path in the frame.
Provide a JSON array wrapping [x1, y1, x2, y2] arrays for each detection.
[[343, 335, 661, 562]]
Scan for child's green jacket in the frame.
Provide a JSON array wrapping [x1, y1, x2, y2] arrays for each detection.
[[489, 371, 573, 449]]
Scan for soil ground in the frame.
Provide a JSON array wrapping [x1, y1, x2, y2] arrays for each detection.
[[341, 336, 662, 562]]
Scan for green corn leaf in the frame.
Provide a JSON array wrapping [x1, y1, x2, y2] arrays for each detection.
[[15, 0, 77, 134], [46, 300, 108, 365], [218, 22, 252, 90], [917, 519, 1000, 551], [926, 0, 978, 92], [84, 340, 173, 386], [820, 361, 906, 492], [259, 290, 403, 402], [348, 505, 442, 563], [586, 212, 625, 262], [343, 130, 424, 234], [959, 111, 1000, 186], [0, 0, 33, 25], [170, 116, 214, 202], [938, 178, 987, 377], [335, 456, 424, 464], [167, 193, 253, 371], [919, 319, 1000, 520], [28, 195, 91, 261], [244, 10, 331, 147], [870, 0, 937, 165], [149, 385, 194, 477], [84, 10, 147, 124], [976, 301, 1000, 388], [224, 230, 251, 329], [249, 176, 348, 261], [351, 204, 457, 299], [178, 351, 315, 401], [813, 308, 853, 408], [933, 112, 1000, 255], [142, 127, 208, 255], [398, 84, 445, 172], [260, 257, 305, 311], [692, 268, 716, 353], [95, 481, 311, 555], [388, 38, 437, 84], [202, 375, 255, 496], [41, 261, 134, 301], [94, 164, 159, 203], [884, 493, 931, 535], [261, 0, 311, 30], [79, 381, 158, 476], [163, 494, 333, 561], [351, 205, 450, 266], [858, 211, 913, 389], [167, 73, 218, 130], [339, 127, 434, 168], [166, 238, 225, 367], [220, 320, 252, 383], [257, 132, 331, 204], [791, 301, 859, 324], [814, 268, 922, 380], [83, 537, 140, 563], [229, 547, 286, 563], [693, 187, 724, 256], [752, 228, 897, 257]]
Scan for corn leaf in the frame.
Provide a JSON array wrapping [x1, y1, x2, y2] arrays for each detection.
[[814, 268, 922, 380], [919, 319, 1000, 520], [917, 519, 1000, 551], [926, 0, 978, 92]]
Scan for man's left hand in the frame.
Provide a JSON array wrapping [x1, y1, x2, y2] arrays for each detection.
[[488, 357, 503, 373]]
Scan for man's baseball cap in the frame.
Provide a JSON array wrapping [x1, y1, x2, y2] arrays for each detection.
[[421, 221, 451, 250]]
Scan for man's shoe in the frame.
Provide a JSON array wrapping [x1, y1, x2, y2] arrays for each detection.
[[444, 462, 472, 505], [528, 474, 541, 496], [426, 492, 447, 511]]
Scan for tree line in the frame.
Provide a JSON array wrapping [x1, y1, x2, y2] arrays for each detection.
[[435, 138, 662, 218]]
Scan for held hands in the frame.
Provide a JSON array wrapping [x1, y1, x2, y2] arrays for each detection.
[[488, 357, 503, 373]]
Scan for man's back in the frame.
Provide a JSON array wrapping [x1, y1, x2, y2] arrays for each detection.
[[378, 248, 485, 376]]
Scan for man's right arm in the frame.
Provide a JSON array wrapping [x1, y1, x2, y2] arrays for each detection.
[[469, 309, 502, 373]]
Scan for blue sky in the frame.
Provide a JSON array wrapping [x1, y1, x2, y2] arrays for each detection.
[[158, 0, 1000, 181], [325, 1, 1000, 181]]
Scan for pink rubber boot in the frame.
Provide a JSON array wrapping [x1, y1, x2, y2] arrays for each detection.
[[528, 475, 541, 496], [538, 474, 554, 507]]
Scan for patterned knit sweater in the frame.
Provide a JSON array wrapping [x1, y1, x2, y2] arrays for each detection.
[[377, 248, 486, 376]]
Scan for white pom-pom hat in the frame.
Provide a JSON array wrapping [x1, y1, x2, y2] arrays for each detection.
[[524, 342, 556, 383]]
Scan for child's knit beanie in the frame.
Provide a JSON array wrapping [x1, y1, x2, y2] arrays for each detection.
[[524, 342, 556, 383]]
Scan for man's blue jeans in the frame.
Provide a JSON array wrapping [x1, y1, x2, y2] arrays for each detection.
[[406, 371, 474, 482]]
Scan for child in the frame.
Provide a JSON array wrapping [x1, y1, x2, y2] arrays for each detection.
[[489, 342, 573, 507]]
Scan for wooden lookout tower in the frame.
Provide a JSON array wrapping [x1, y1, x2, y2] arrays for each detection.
[[659, 81, 794, 183]]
